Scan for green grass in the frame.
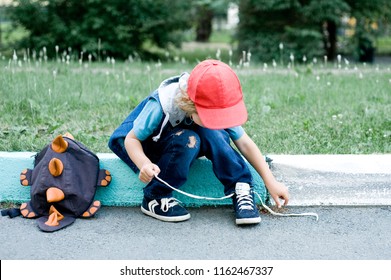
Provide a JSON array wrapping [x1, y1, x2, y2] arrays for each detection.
[[377, 36, 391, 55], [209, 29, 234, 44], [242, 68, 391, 154], [0, 58, 390, 154]]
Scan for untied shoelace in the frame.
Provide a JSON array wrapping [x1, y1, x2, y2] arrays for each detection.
[[154, 174, 319, 221]]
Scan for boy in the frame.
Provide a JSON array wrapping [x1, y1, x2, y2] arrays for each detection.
[[109, 59, 289, 225]]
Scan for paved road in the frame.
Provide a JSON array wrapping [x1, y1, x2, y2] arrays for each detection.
[[1, 205, 390, 260]]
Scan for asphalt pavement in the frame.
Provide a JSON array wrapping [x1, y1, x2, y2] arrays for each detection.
[[0, 205, 390, 260], [1, 154, 390, 260]]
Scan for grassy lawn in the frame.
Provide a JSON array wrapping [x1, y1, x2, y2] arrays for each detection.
[[0, 57, 390, 154], [377, 37, 391, 55]]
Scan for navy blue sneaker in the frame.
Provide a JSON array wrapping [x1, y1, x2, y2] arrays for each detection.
[[141, 197, 191, 222], [233, 183, 261, 225]]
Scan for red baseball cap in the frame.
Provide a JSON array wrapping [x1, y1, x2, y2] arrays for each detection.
[[187, 59, 247, 129]]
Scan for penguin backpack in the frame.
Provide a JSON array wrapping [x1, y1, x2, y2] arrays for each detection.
[[2, 133, 111, 232]]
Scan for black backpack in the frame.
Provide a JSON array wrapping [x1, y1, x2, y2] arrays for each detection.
[[2, 133, 111, 232]]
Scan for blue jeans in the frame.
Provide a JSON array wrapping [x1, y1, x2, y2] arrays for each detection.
[[143, 124, 253, 199]]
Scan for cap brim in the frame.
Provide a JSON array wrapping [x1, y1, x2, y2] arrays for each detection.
[[196, 99, 248, 129], [37, 216, 76, 232]]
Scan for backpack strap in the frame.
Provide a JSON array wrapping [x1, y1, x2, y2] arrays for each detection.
[[1, 208, 21, 218]]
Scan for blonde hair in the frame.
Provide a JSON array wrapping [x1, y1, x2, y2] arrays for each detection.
[[175, 88, 197, 117], [175, 73, 197, 116]]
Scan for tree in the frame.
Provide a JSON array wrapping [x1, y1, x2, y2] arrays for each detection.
[[305, 0, 391, 62], [301, 0, 350, 61], [0, 5, 8, 49], [0, 8, 2, 49], [237, 0, 324, 63], [346, 0, 391, 62], [237, 0, 391, 62], [7, 0, 192, 60], [193, 0, 231, 42]]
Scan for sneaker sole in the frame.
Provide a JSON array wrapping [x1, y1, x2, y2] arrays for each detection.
[[141, 206, 191, 222], [236, 217, 261, 225]]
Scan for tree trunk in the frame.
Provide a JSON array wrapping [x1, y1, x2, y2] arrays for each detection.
[[195, 6, 214, 42], [324, 20, 337, 61]]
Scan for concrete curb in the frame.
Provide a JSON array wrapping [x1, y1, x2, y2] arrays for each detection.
[[0, 152, 390, 207], [0, 152, 268, 207]]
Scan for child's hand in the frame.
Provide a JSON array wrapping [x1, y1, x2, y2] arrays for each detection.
[[139, 163, 160, 183], [267, 181, 290, 208]]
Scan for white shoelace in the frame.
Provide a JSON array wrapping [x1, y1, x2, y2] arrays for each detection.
[[154, 174, 234, 201], [254, 192, 319, 220], [236, 190, 255, 211], [160, 197, 180, 212], [154, 174, 319, 221]]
